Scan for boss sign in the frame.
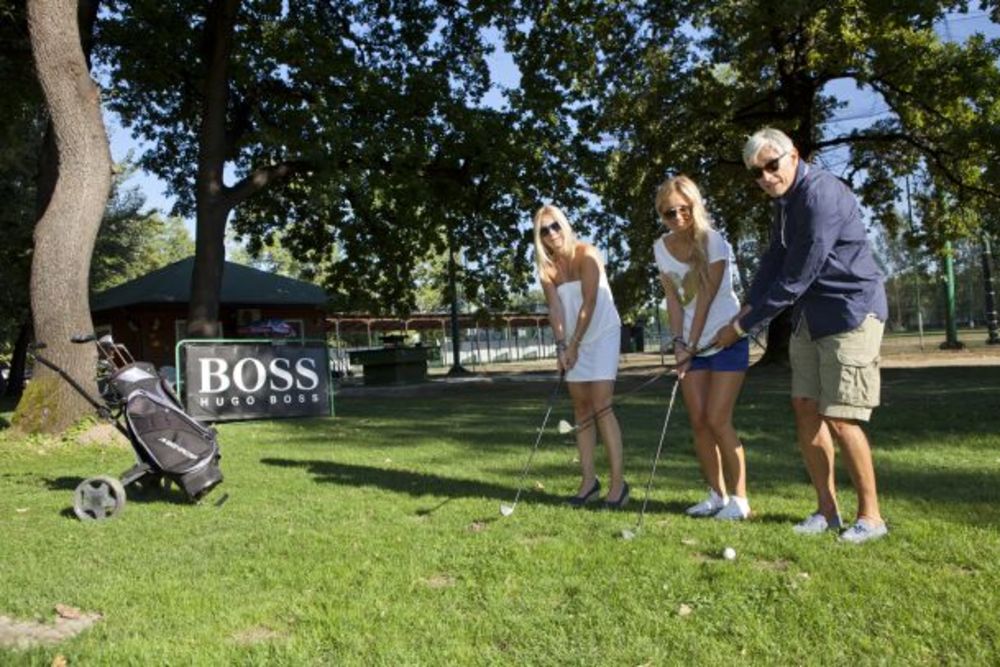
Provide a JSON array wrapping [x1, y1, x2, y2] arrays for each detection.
[[182, 343, 331, 421]]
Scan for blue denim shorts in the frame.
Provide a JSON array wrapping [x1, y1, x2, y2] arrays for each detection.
[[689, 337, 750, 372]]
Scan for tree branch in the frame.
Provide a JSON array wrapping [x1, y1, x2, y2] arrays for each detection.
[[226, 160, 311, 206], [814, 132, 999, 200]]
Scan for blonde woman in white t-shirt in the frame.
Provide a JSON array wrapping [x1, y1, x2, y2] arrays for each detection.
[[653, 175, 751, 520], [534, 204, 629, 509]]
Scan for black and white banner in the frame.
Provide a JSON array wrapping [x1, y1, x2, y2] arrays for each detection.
[[182, 342, 331, 421]]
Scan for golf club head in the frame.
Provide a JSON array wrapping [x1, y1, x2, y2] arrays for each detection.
[[620, 528, 638, 540], [557, 419, 573, 435], [499, 503, 515, 517]]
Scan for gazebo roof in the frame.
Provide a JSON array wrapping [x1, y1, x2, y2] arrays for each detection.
[[91, 257, 328, 312]]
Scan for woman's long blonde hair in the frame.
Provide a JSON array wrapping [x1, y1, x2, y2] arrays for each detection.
[[655, 175, 714, 288], [532, 204, 578, 278]]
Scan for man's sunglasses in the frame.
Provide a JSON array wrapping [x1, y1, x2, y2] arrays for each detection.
[[749, 152, 788, 179], [539, 221, 561, 236], [661, 205, 690, 221]]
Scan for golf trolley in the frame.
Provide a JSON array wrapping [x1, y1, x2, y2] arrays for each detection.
[[29, 334, 223, 521]]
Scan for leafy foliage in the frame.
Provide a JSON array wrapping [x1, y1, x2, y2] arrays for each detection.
[[501, 1, 1000, 313], [96, 1, 577, 317], [91, 173, 195, 292], [0, 0, 42, 354]]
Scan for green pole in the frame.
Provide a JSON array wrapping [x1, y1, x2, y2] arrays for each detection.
[[982, 234, 1000, 345], [941, 241, 964, 349]]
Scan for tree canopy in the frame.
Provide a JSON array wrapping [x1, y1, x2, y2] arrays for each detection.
[[95, 0, 587, 320], [499, 1, 1000, 318], [91, 172, 196, 293]]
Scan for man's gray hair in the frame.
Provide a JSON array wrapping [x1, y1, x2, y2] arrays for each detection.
[[743, 128, 795, 167]]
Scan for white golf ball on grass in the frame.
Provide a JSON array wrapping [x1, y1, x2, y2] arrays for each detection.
[[722, 547, 737, 561]]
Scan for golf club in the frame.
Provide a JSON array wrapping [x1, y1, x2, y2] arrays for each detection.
[[621, 376, 681, 540], [555, 340, 717, 437], [555, 327, 767, 436], [499, 370, 565, 517]]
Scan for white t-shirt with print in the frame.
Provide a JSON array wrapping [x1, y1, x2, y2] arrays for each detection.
[[653, 228, 741, 353]]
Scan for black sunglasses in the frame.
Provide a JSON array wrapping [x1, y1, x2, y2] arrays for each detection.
[[539, 221, 561, 236], [749, 152, 788, 179], [661, 205, 690, 221]]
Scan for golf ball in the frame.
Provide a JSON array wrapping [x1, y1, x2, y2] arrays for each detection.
[[722, 547, 737, 560]]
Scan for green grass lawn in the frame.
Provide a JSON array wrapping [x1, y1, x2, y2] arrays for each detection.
[[1, 365, 999, 665]]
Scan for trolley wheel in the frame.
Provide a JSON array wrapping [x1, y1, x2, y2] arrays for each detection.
[[73, 476, 127, 521]]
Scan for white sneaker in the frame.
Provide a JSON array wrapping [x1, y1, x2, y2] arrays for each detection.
[[685, 489, 727, 517], [714, 496, 750, 521]]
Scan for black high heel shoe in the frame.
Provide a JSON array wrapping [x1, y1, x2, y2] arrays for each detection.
[[603, 481, 630, 510], [567, 479, 601, 507]]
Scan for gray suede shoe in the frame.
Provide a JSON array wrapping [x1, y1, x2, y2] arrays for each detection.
[[839, 518, 888, 544], [792, 512, 843, 535]]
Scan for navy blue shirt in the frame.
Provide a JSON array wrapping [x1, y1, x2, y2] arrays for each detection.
[[740, 160, 887, 340]]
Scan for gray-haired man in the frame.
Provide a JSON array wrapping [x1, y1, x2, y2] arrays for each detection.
[[715, 128, 889, 543]]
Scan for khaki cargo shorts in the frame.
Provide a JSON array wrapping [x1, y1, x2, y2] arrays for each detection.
[[789, 314, 884, 422]]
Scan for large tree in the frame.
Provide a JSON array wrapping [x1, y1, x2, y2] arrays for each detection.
[[98, 1, 579, 323], [229, 2, 581, 316], [97, 0, 307, 336], [501, 1, 1000, 360], [15, 0, 112, 432]]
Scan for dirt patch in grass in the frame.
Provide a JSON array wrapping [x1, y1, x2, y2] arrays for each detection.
[[421, 573, 456, 589], [754, 558, 793, 571], [0, 605, 102, 649], [231, 625, 287, 645], [74, 422, 130, 448]]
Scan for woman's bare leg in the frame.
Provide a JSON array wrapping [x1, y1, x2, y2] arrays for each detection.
[[681, 371, 725, 496], [704, 370, 747, 497], [567, 382, 598, 495], [590, 380, 625, 500]]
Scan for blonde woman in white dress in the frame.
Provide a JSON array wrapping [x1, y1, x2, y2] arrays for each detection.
[[533, 205, 629, 509]]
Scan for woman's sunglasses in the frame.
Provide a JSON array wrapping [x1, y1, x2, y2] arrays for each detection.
[[539, 221, 561, 237], [749, 152, 788, 179], [661, 205, 690, 221]]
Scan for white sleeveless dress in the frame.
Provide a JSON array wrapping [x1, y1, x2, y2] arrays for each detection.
[[557, 275, 622, 382]]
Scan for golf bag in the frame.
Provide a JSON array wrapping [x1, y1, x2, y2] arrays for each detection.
[[29, 334, 223, 520], [111, 357, 223, 499]]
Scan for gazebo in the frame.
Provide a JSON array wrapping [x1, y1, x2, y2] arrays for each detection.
[[91, 258, 329, 367]]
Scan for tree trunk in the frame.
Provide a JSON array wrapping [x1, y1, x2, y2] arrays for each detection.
[[14, 0, 112, 433], [188, 202, 229, 337], [184, 0, 303, 336], [186, 0, 239, 338]]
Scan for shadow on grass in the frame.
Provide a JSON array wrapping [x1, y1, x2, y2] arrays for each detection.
[[257, 365, 999, 524], [42, 475, 198, 507], [260, 457, 685, 515], [262, 456, 564, 507]]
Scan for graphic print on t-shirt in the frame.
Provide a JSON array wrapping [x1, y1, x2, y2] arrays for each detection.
[[663, 269, 700, 307]]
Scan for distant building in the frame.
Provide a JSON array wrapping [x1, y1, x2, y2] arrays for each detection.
[[90, 258, 328, 367]]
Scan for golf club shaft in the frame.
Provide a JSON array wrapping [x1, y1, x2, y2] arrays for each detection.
[[507, 371, 565, 509], [566, 328, 766, 435], [631, 377, 681, 534], [566, 340, 714, 435]]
